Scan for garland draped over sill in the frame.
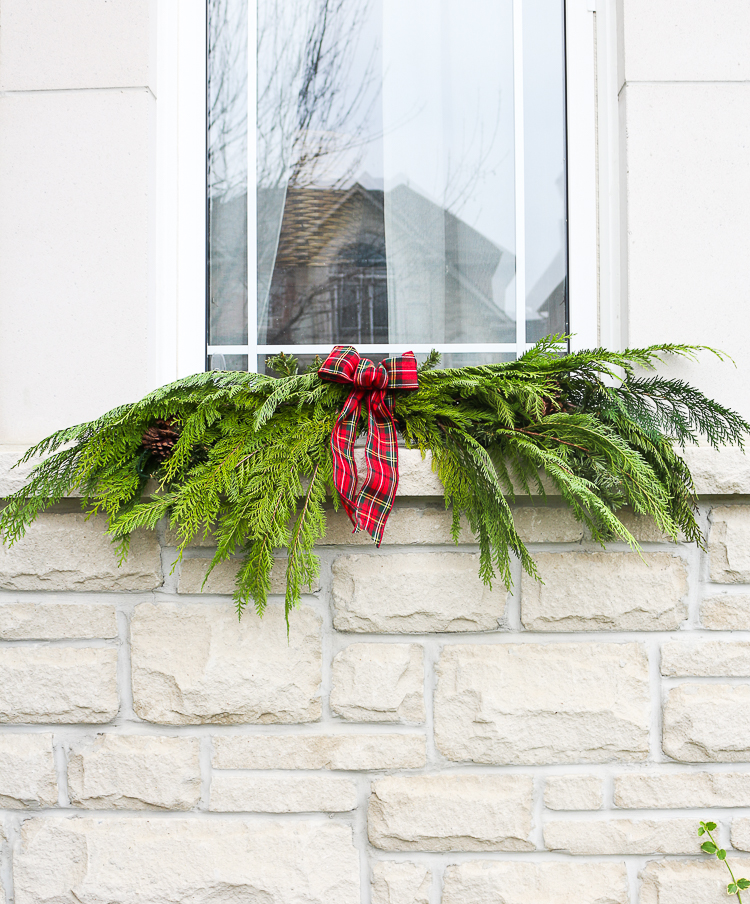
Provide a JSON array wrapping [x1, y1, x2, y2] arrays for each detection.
[[1, 337, 748, 627]]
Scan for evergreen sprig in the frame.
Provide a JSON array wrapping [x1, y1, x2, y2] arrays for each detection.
[[2, 337, 747, 627]]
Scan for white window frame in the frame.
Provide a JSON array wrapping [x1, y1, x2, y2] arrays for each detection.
[[155, 0, 613, 385], [155, 0, 208, 384]]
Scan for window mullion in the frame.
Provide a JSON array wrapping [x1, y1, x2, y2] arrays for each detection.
[[513, 0, 526, 358], [247, 0, 258, 371]]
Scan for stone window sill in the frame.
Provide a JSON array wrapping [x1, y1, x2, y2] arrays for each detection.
[[0, 443, 748, 499]]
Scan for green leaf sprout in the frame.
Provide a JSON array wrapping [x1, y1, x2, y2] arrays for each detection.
[[699, 821, 749, 901]]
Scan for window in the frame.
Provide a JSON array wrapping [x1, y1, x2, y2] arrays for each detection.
[[203, 0, 597, 374]]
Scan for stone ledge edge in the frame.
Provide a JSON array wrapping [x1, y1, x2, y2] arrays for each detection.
[[1, 444, 747, 499]]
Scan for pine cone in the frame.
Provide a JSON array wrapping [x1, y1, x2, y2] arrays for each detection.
[[542, 393, 575, 417], [142, 418, 180, 460]]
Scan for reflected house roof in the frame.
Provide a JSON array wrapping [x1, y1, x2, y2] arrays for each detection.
[[525, 249, 567, 343], [270, 182, 515, 337], [274, 184, 385, 269]]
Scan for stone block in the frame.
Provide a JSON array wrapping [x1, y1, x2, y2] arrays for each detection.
[[682, 446, 750, 497], [322, 506, 473, 546], [67, 735, 201, 810], [209, 773, 357, 812], [732, 819, 750, 851], [0, 447, 50, 497], [0, 734, 57, 807], [371, 862, 430, 904], [434, 643, 650, 764], [389, 449, 445, 496], [324, 505, 582, 546], [663, 684, 750, 762], [442, 862, 629, 904], [330, 644, 424, 723], [130, 602, 321, 725], [639, 860, 733, 904], [702, 594, 750, 630], [544, 775, 603, 810], [332, 554, 506, 633], [13, 817, 360, 904], [521, 552, 688, 631], [613, 509, 680, 543], [661, 641, 750, 677], [387, 450, 561, 497], [544, 818, 701, 854], [163, 526, 216, 548], [0, 603, 117, 639], [709, 506, 750, 583], [615, 772, 750, 809], [513, 507, 584, 542], [368, 774, 533, 852], [212, 733, 426, 770], [0, 514, 161, 592], [178, 557, 319, 595], [0, 0, 152, 91], [0, 646, 118, 723], [168, 504, 580, 552]]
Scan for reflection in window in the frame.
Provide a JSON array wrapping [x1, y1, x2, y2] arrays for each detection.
[[264, 186, 388, 345], [207, 0, 248, 348], [207, 0, 567, 366]]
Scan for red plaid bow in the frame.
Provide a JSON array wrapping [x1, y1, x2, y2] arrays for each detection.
[[319, 346, 418, 545]]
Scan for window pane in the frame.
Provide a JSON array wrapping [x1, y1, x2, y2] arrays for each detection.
[[258, 350, 514, 376], [257, 0, 527, 348], [524, 0, 567, 343], [208, 0, 248, 346], [210, 353, 249, 371], [207, 0, 568, 360]]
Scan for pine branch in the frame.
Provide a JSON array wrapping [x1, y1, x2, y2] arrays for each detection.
[[2, 340, 747, 626]]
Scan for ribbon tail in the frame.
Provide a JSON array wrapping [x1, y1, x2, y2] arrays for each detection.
[[353, 391, 399, 546], [330, 391, 364, 531]]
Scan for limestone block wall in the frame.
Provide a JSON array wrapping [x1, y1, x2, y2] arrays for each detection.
[[0, 498, 747, 902]]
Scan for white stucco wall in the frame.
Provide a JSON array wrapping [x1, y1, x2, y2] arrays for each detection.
[[0, 0, 155, 444], [619, 0, 750, 420]]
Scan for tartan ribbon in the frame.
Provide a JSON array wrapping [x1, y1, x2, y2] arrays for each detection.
[[319, 346, 418, 545]]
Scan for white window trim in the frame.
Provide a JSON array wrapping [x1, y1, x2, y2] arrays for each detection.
[[156, 0, 615, 384], [566, 0, 599, 352], [155, 0, 207, 386], [594, 0, 625, 351]]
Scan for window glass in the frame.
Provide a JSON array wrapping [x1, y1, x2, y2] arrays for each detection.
[[207, 0, 248, 348], [207, 0, 567, 367], [523, 0, 567, 342]]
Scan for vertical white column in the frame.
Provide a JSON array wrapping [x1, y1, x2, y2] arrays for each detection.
[[247, 0, 258, 371], [176, 0, 208, 378], [596, 0, 623, 350], [513, 0, 526, 356], [153, 0, 179, 388], [566, 0, 598, 351]]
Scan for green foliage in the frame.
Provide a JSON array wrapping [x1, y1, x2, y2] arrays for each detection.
[[418, 349, 442, 372], [1, 336, 748, 627], [699, 820, 750, 900]]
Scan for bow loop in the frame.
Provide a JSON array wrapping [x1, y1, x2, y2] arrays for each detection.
[[319, 345, 418, 544], [355, 360, 388, 391]]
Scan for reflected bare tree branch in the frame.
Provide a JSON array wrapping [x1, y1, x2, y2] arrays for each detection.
[[208, 0, 248, 200], [258, 0, 380, 189]]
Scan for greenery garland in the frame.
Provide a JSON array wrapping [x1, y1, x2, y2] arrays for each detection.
[[1, 337, 748, 626]]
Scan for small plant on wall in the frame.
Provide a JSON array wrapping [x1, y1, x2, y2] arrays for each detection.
[[699, 821, 750, 899], [1, 337, 748, 626]]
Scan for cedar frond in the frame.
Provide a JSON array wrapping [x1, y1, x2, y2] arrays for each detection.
[[1, 340, 746, 625]]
